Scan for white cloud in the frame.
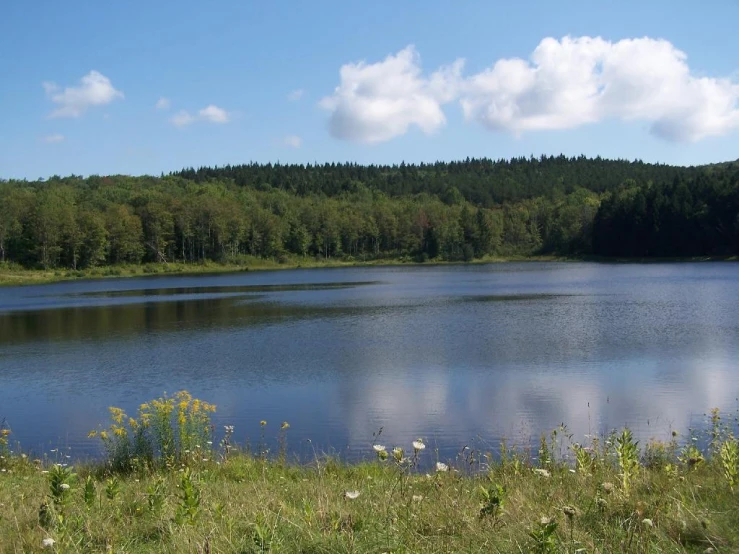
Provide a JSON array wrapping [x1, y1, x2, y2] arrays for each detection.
[[320, 45, 464, 143], [283, 135, 302, 148], [44, 70, 123, 118], [323, 39, 739, 143], [461, 36, 739, 141], [41, 134, 65, 143], [198, 104, 230, 123], [155, 97, 171, 110], [287, 89, 304, 101], [170, 105, 230, 127], [170, 110, 196, 127]]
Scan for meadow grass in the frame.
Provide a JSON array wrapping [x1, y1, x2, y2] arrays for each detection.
[[2, 255, 736, 287], [1, 396, 738, 553], [0, 256, 571, 287]]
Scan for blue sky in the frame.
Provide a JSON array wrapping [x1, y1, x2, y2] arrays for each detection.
[[1, 0, 738, 179]]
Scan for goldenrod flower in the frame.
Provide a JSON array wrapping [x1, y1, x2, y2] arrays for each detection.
[[109, 407, 126, 424]]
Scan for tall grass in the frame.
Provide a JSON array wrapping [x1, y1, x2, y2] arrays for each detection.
[[0, 392, 738, 552]]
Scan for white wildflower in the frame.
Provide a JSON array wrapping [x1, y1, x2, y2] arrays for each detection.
[[412, 494, 424, 502], [344, 490, 360, 500], [412, 439, 425, 451], [642, 518, 654, 527], [373, 444, 386, 453], [60, 483, 70, 491], [435, 462, 449, 472], [42, 538, 55, 548], [533, 468, 551, 478]]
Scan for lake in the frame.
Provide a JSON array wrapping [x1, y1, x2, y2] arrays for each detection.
[[1, 262, 738, 463]]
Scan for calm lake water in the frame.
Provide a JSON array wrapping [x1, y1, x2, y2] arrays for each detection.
[[1, 262, 738, 462]]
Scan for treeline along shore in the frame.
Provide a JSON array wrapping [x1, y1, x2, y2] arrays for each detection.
[[1, 156, 738, 277]]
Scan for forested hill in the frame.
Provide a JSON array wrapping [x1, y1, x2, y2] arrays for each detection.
[[0, 156, 737, 271], [172, 156, 699, 206]]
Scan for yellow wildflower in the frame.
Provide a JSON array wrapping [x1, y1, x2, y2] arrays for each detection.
[[109, 407, 126, 424]]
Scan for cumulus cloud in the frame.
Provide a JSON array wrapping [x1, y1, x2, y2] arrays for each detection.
[[155, 97, 171, 110], [462, 36, 739, 141], [283, 135, 302, 148], [323, 38, 739, 143], [198, 104, 230, 123], [170, 105, 230, 127], [43, 70, 123, 118], [320, 46, 464, 143], [170, 110, 196, 127], [287, 89, 304, 101], [41, 134, 65, 143]]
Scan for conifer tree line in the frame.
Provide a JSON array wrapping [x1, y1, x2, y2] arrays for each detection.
[[0, 156, 737, 269]]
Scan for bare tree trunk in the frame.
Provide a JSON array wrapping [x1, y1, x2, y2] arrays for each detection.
[[146, 241, 168, 264]]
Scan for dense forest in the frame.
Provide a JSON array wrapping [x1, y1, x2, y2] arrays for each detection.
[[0, 156, 737, 270]]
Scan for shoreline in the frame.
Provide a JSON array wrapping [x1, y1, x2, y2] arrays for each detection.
[[1, 254, 737, 287], [1, 422, 737, 552]]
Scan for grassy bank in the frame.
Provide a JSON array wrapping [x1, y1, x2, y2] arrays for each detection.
[[1, 394, 738, 552], [0, 255, 569, 287], [2, 255, 738, 288], [1, 446, 737, 553]]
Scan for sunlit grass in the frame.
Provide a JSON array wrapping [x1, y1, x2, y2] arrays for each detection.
[[1, 393, 738, 552], [0, 256, 572, 287]]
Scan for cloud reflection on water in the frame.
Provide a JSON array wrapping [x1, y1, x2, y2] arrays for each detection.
[[0, 262, 737, 462]]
